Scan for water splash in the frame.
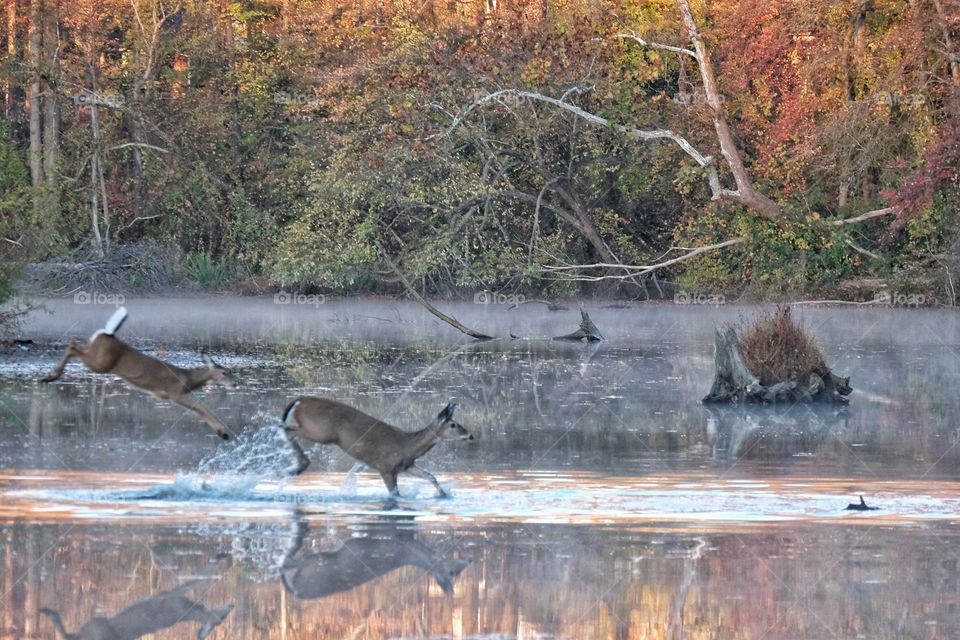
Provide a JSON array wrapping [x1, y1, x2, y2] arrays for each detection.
[[198, 416, 300, 478]]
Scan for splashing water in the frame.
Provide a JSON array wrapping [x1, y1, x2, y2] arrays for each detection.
[[198, 416, 300, 478]]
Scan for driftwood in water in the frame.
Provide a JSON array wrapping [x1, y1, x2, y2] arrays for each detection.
[[702, 326, 851, 404], [553, 306, 604, 342], [378, 245, 494, 340], [508, 299, 569, 311], [845, 496, 879, 511]]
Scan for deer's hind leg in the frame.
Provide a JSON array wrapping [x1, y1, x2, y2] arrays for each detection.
[[41, 340, 84, 383], [282, 431, 311, 476], [406, 465, 449, 498], [169, 395, 232, 440]]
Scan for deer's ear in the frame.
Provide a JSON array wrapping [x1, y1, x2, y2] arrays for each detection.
[[202, 353, 215, 368], [438, 402, 456, 421]]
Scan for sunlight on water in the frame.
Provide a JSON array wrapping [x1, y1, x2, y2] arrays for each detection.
[[4, 469, 959, 528]]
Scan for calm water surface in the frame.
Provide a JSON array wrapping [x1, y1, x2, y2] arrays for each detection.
[[0, 298, 959, 639]]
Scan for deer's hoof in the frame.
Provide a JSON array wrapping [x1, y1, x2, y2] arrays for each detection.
[[219, 432, 230, 441]]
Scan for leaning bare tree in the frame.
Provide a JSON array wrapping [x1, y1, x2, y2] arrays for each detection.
[[447, 0, 897, 282]]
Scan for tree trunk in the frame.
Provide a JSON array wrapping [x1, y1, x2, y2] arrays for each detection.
[[87, 58, 106, 257], [27, 0, 42, 192], [41, 0, 58, 195], [676, 0, 784, 221], [4, 0, 15, 118]]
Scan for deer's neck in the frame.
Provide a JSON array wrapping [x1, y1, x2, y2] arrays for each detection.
[[406, 425, 442, 460], [181, 366, 214, 392]]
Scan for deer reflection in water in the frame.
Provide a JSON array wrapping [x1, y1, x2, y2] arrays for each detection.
[[281, 517, 470, 599], [40, 579, 233, 639]]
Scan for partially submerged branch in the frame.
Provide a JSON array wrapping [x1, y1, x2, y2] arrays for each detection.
[[553, 305, 604, 342], [377, 243, 494, 340]]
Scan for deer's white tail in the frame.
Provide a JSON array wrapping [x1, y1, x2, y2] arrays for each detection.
[[88, 306, 128, 341], [104, 306, 128, 335]]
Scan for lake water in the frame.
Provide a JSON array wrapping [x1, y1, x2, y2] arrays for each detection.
[[1, 298, 958, 639]]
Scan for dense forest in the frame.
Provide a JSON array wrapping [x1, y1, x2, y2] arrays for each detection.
[[0, 0, 958, 302]]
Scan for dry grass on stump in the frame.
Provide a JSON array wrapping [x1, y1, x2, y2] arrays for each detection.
[[738, 305, 828, 386]]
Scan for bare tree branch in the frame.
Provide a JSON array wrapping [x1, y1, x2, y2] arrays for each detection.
[[831, 207, 896, 225], [109, 142, 169, 154], [617, 32, 696, 58], [543, 237, 746, 281]]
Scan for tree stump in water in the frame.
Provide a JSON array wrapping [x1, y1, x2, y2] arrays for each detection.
[[702, 326, 851, 404], [553, 306, 604, 342]]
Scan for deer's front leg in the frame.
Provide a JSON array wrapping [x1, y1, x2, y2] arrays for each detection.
[[380, 470, 400, 497], [40, 340, 82, 383], [169, 395, 232, 440], [406, 465, 449, 498]]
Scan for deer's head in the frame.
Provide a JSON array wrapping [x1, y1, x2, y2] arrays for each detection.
[[435, 402, 473, 441], [202, 354, 237, 389]]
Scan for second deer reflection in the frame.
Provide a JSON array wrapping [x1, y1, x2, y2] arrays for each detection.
[[281, 518, 470, 600]]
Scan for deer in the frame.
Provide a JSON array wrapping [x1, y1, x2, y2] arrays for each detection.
[[280, 397, 473, 498], [40, 580, 234, 640], [281, 517, 470, 599], [40, 307, 236, 439]]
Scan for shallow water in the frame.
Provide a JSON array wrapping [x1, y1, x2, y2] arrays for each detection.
[[1, 298, 959, 638]]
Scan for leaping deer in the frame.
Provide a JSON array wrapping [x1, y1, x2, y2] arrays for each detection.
[[41, 307, 236, 439], [40, 580, 233, 640], [281, 398, 473, 497]]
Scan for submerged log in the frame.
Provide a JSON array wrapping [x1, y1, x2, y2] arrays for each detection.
[[553, 306, 604, 342], [702, 326, 851, 404]]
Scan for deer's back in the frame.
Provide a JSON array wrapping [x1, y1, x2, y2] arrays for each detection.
[[293, 397, 408, 469], [91, 335, 191, 394]]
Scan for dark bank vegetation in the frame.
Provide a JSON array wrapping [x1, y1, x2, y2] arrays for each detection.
[[0, 0, 957, 303]]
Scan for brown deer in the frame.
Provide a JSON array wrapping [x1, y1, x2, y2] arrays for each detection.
[[40, 580, 233, 640], [281, 398, 473, 497], [41, 307, 236, 439], [281, 517, 470, 599]]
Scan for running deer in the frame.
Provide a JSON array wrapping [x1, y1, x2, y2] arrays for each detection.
[[40, 580, 233, 640], [281, 518, 470, 599], [280, 398, 473, 497], [40, 307, 236, 439]]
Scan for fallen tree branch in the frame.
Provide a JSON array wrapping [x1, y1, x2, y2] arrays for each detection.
[[109, 142, 169, 154], [617, 32, 696, 58], [831, 207, 896, 226], [376, 242, 494, 340], [543, 237, 746, 281]]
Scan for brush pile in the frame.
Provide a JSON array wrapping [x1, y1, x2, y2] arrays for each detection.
[[703, 306, 851, 404]]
